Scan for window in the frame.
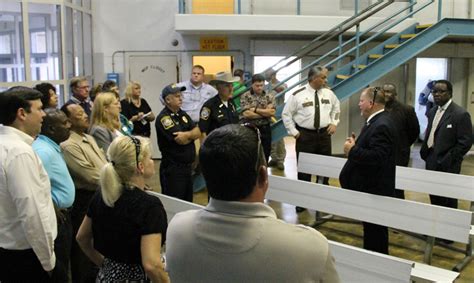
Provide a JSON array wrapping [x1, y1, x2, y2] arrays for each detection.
[[29, 3, 63, 81], [253, 56, 302, 102], [0, 2, 25, 82]]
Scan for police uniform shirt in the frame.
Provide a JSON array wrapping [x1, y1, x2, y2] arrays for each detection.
[[282, 83, 340, 137], [177, 80, 218, 123], [239, 89, 276, 124], [155, 107, 196, 164], [199, 95, 239, 134]]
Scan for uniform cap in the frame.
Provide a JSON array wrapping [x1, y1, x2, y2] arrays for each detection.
[[162, 84, 186, 99]]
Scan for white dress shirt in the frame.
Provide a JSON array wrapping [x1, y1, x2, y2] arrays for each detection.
[[0, 125, 57, 271], [282, 84, 341, 137], [178, 80, 218, 122]]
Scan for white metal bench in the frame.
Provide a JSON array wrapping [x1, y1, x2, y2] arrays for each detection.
[[297, 152, 474, 270], [148, 192, 460, 282]]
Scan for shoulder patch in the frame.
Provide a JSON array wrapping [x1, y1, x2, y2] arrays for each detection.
[[292, 87, 306, 96], [160, 116, 174, 130], [200, 107, 211, 121]]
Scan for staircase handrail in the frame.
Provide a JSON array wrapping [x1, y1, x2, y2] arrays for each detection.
[[234, 0, 394, 103], [270, 0, 435, 104]]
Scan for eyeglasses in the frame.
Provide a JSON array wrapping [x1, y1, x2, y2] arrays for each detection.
[[372, 87, 381, 103], [241, 123, 266, 172], [129, 136, 141, 168], [431, 89, 447, 94]]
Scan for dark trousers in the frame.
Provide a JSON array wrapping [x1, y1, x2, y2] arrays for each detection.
[[363, 222, 389, 254], [296, 126, 332, 185], [160, 159, 193, 202], [71, 189, 99, 283], [257, 123, 272, 163], [425, 150, 458, 209], [0, 247, 51, 282], [52, 209, 72, 282]]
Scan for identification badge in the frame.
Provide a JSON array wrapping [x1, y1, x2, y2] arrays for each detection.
[[302, 101, 313, 107], [200, 107, 210, 121], [161, 116, 174, 130], [321, 99, 330, 104], [447, 124, 452, 128], [182, 116, 188, 124]]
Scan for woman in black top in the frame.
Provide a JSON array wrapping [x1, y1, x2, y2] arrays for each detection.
[[76, 136, 169, 282], [121, 81, 156, 137]]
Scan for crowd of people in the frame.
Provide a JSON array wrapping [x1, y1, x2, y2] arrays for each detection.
[[0, 62, 472, 282]]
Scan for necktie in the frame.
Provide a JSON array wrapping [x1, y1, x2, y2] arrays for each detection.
[[427, 107, 444, 148], [314, 91, 320, 129]]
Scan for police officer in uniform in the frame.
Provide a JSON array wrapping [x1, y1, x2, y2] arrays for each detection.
[[155, 84, 201, 202], [199, 72, 240, 137], [282, 65, 340, 212]]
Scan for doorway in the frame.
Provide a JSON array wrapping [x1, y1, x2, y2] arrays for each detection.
[[415, 58, 448, 140], [192, 56, 232, 82]]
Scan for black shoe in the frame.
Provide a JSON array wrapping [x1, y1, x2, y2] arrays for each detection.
[[295, 206, 306, 213]]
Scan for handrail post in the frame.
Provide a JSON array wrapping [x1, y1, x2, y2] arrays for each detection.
[[337, 28, 343, 70], [297, 0, 301, 15], [354, 24, 360, 74], [237, 0, 241, 14], [179, 0, 184, 14], [438, 0, 442, 21], [409, 0, 414, 17], [355, 0, 359, 15]]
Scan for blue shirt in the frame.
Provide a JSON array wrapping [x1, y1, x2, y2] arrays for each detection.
[[33, 135, 75, 208]]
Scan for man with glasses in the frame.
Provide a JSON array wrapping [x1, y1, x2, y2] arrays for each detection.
[[339, 87, 397, 254], [166, 124, 340, 282], [64, 77, 93, 117], [420, 80, 472, 210], [382, 83, 419, 199]]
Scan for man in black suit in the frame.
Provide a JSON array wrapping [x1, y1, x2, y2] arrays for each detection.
[[420, 80, 472, 209], [383, 83, 420, 199], [339, 87, 397, 254]]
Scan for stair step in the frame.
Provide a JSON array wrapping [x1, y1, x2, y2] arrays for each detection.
[[336, 74, 350, 80], [400, 33, 417, 39], [368, 54, 383, 59], [416, 24, 433, 29], [352, 64, 367, 69], [384, 44, 399, 49]]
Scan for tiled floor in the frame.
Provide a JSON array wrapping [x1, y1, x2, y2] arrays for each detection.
[[149, 137, 474, 282]]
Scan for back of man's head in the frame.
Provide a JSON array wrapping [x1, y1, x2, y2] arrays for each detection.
[[200, 124, 264, 201], [0, 87, 43, 126]]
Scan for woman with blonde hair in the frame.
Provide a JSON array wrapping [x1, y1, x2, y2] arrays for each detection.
[[76, 136, 169, 282], [121, 81, 155, 137], [89, 92, 121, 152]]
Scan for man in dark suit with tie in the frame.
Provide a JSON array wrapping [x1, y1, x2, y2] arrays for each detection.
[[339, 87, 397, 254], [420, 80, 472, 209]]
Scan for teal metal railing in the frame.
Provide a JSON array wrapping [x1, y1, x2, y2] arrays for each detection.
[[268, 0, 437, 108]]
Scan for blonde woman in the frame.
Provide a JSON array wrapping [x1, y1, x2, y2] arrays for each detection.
[[121, 81, 155, 137], [76, 136, 169, 282], [89, 92, 121, 152]]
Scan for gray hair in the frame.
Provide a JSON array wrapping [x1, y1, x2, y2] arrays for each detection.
[[307, 65, 326, 81]]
